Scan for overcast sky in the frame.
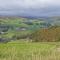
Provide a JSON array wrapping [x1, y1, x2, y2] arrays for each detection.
[[0, 0, 60, 17]]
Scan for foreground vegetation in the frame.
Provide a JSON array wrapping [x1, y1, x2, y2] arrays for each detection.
[[0, 40, 60, 60]]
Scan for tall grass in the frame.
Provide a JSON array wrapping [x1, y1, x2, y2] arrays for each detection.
[[0, 41, 60, 60]]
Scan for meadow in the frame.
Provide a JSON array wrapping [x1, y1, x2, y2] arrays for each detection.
[[0, 40, 60, 60]]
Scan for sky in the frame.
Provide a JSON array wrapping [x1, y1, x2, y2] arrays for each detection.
[[0, 0, 60, 17]]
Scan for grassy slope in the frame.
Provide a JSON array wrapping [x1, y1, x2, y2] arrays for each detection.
[[0, 41, 60, 60]]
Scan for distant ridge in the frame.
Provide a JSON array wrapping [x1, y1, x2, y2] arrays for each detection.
[[0, 14, 49, 19]]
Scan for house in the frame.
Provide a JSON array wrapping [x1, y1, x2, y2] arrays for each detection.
[[16, 27, 28, 31]]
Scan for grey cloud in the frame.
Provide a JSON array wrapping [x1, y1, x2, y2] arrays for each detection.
[[0, 0, 60, 16]]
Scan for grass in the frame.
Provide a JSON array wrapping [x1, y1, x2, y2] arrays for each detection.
[[0, 40, 60, 60]]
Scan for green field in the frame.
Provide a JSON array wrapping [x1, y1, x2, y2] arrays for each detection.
[[0, 17, 47, 40], [0, 40, 60, 60]]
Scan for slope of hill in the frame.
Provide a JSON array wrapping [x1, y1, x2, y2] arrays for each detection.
[[31, 26, 60, 42]]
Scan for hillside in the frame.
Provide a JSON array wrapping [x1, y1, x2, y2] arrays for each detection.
[[31, 26, 60, 42], [0, 17, 60, 42]]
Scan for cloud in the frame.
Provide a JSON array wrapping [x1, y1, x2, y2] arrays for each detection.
[[0, 0, 59, 8], [0, 0, 60, 16]]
